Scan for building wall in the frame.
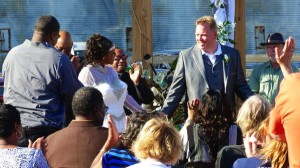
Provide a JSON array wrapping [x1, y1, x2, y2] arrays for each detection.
[[1, 0, 299, 61], [245, 0, 300, 54]]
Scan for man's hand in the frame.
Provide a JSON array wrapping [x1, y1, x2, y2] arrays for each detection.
[[275, 36, 295, 76], [129, 63, 141, 85]]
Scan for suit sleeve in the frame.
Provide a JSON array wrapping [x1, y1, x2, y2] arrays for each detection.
[[161, 52, 186, 117], [234, 50, 254, 101]]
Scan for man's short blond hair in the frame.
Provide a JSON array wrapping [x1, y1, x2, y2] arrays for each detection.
[[133, 118, 182, 165], [195, 15, 217, 30], [236, 95, 271, 136]]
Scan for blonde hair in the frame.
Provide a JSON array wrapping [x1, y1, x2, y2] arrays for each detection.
[[132, 118, 183, 165], [236, 95, 271, 136], [258, 117, 289, 168], [195, 15, 217, 30], [260, 140, 288, 168]]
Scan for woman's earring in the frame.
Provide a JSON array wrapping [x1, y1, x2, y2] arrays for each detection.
[[16, 128, 23, 140]]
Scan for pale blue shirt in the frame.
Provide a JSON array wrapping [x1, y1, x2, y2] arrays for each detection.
[[3, 40, 83, 127]]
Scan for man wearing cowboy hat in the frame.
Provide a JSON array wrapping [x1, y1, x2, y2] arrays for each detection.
[[248, 32, 298, 105]]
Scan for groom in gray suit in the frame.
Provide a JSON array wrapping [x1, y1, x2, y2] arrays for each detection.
[[162, 16, 253, 118]]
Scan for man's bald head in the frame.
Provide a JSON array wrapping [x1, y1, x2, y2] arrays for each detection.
[[55, 30, 73, 56]]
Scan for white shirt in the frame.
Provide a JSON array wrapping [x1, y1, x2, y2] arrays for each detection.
[[202, 43, 222, 65]]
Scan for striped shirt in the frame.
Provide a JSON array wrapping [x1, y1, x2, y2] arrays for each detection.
[[102, 148, 139, 168]]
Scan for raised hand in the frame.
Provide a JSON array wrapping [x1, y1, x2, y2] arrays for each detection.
[[129, 63, 142, 85], [275, 36, 295, 76], [243, 131, 260, 158], [90, 114, 119, 168], [275, 36, 295, 66], [186, 99, 200, 123]]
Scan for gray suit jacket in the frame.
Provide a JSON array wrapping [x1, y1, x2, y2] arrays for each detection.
[[162, 44, 253, 116]]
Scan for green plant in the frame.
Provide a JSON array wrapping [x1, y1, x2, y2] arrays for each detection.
[[152, 56, 185, 130], [209, 1, 236, 45]]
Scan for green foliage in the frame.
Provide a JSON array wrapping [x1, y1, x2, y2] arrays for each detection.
[[209, 1, 236, 45], [170, 103, 185, 130], [152, 56, 185, 130]]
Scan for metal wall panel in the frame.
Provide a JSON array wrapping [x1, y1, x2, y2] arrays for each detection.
[[0, 0, 212, 57], [152, 0, 211, 52], [0, 0, 133, 52], [2, 0, 298, 58], [245, 0, 300, 54]]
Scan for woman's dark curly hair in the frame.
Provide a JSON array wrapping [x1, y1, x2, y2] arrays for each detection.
[[121, 112, 162, 149], [0, 104, 21, 139], [84, 34, 114, 66], [196, 89, 232, 162]]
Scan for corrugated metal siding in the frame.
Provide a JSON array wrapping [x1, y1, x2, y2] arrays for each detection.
[[245, 0, 300, 54], [0, 0, 133, 52], [2, 0, 299, 58], [0, 0, 212, 56], [152, 0, 211, 51]]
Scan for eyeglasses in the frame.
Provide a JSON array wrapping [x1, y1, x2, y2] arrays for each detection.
[[103, 105, 109, 113], [114, 55, 128, 62]]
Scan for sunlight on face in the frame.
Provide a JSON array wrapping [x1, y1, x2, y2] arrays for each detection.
[[195, 23, 217, 54], [266, 44, 283, 64]]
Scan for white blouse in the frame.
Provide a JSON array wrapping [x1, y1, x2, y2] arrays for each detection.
[[78, 64, 143, 133]]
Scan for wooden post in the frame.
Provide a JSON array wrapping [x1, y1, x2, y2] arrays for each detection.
[[234, 0, 246, 73], [131, 0, 153, 72], [234, 0, 246, 117]]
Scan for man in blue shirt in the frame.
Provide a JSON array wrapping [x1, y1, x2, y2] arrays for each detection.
[[2, 15, 83, 146]]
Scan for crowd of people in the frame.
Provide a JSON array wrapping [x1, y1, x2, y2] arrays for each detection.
[[0, 14, 299, 168]]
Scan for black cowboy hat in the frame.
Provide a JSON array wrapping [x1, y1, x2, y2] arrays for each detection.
[[260, 33, 285, 46]]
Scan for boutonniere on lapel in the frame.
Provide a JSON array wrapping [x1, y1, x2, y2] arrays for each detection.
[[223, 54, 231, 64]]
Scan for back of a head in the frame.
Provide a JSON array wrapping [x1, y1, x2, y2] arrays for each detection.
[[260, 139, 288, 168], [133, 118, 182, 165], [122, 112, 162, 149], [0, 104, 20, 139], [236, 95, 271, 135], [84, 34, 114, 66], [198, 89, 232, 161], [34, 15, 60, 37], [72, 87, 104, 119], [255, 117, 288, 168], [199, 89, 230, 122]]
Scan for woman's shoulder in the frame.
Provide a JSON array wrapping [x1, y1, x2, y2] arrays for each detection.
[[0, 147, 38, 154], [0, 148, 46, 167]]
